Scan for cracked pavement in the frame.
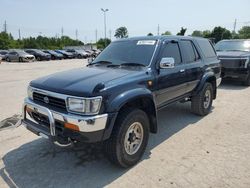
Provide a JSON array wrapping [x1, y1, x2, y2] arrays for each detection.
[[0, 59, 250, 188]]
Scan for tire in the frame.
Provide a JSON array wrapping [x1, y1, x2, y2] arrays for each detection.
[[36, 56, 41, 61], [77, 54, 82, 59], [191, 82, 213, 116], [104, 108, 150, 168], [243, 74, 250, 86], [19, 57, 23, 62], [6, 57, 10, 62]]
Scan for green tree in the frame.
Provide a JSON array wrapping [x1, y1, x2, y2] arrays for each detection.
[[0, 32, 12, 49], [191, 30, 203, 37], [177, 27, 187, 36], [114, 26, 128, 38], [202, 30, 212, 38], [238, 26, 250, 39], [210, 26, 232, 43], [147, 33, 153, 36], [96, 38, 111, 49], [161, 31, 172, 35]]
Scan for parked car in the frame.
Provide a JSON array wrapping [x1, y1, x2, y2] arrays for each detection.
[[25, 49, 51, 61], [215, 39, 250, 86], [91, 49, 102, 57], [85, 49, 95, 57], [5, 50, 35, 62], [66, 49, 89, 59], [0, 50, 9, 60], [21, 36, 221, 167], [55, 50, 75, 59], [43, 50, 63, 60]]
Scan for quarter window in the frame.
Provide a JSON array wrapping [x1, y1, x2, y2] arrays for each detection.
[[180, 40, 199, 63], [197, 39, 217, 58]]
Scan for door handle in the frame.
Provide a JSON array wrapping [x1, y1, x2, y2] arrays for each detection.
[[180, 69, 185, 73]]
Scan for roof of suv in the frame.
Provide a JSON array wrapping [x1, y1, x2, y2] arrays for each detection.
[[115, 35, 204, 42]]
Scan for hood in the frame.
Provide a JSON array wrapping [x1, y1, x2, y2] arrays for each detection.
[[30, 66, 142, 96], [217, 51, 250, 58]]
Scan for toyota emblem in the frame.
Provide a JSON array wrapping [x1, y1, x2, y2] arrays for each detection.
[[44, 96, 49, 104]]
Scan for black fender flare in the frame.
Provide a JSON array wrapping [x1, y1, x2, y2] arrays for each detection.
[[103, 88, 158, 140], [193, 72, 217, 98], [107, 88, 155, 112]]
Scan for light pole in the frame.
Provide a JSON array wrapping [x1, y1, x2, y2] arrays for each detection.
[[101, 8, 109, 47]]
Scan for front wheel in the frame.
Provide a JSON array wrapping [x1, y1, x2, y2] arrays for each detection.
[[104, 108, 149, 168], [191, 82, 213, 116], [19, 57, 23, 62], [243, 74, 250, 86], [6, 57, 10, 62]]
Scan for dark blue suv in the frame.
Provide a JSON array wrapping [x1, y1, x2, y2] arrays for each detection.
[[22, 36, 221, 167]]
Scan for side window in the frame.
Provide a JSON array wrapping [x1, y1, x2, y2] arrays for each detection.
[[161, 42, 182, 64], [197, 39, 217, 58], [180, 40, 199, 63]]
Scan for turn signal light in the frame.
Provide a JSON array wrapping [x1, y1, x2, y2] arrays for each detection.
[[64, 123, 80, 131]]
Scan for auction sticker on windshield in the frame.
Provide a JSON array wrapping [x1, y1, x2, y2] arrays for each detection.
[[137, 40, 156, 45]]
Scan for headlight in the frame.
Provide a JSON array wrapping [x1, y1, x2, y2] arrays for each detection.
[[27, 86, 33, 100], [67, 97, 102, 115]]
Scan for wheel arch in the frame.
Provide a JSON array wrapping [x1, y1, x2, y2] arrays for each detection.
[[106, 88, 158, 136], [193, 72, 217, 99]]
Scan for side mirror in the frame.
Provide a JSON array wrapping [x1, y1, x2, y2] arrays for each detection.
[[87, 57, 95, 64], [159, 57, 175, 69]]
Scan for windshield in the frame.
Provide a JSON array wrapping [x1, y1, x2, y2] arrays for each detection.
[[93, 40, 157, 66], [215, 40, 250, 52]]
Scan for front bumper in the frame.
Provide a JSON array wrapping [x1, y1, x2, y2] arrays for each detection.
[[22, 98, 109, 144], [221, 67, 249, 81]]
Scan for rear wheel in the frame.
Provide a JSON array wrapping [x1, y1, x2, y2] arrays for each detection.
[[104, 108, 149, 168], [36, 56, 41, 61], [191, 82, 213, 116]]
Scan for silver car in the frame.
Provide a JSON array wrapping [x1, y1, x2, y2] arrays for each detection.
[[5, 50, 35, 62]]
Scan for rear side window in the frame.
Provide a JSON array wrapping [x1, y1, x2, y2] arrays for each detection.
[[197, 39, 216, 58], [160, 42, 182, 64], [180, 40, 199, 63]]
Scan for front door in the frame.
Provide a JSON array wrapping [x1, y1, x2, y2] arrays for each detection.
[[155, 40, 188, 108]]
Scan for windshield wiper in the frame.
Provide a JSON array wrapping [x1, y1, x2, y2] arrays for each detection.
[[88, 60, 113, 66], [120, 62, 146, 67], [226, 50, 247, 52]]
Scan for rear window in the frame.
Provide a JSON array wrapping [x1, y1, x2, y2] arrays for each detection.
[[197, 39, 216, 58]]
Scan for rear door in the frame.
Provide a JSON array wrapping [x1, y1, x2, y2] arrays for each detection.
[[179, 40, 203, 93], [155, 40, 188, 107]]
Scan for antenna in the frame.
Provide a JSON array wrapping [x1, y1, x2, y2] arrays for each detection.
[[157, 24, 160, 35]]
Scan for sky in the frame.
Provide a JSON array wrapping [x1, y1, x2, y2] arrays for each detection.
[[0, 0, 250, 43]]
